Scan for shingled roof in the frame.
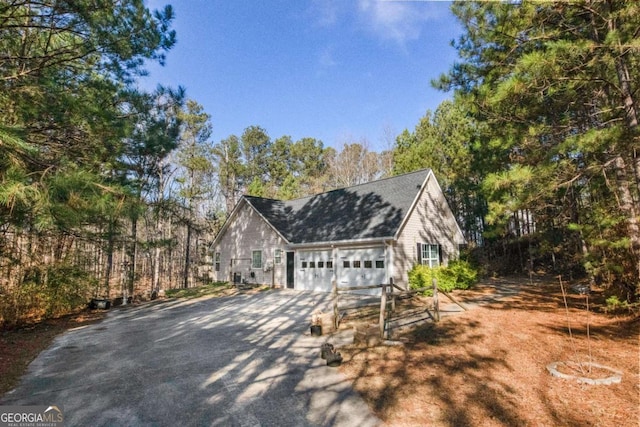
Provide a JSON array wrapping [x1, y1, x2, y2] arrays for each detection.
[[244, 169, 431, 244]]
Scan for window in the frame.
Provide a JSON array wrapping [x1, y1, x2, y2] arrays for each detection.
[[375, 260, 384, 269], [309, 261, 315, 268], [327, 261, 333, 269], [343, 260, 350, 268], [318, 261, 324, 268], [215, 252, 221, 272], [274, 249, 282, 264], [353, 260, 361, 268], [421, 244, 440, 268], [252, 250, 262, 269], [364, 260, 372, 268], [301, 261, 308, 268]]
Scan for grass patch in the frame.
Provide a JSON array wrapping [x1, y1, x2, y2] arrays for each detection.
[[164, 282, 233, 299]]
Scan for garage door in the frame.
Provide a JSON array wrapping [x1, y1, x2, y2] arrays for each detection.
[[296, 250, 334, 292], [338, 247, 386, 295]]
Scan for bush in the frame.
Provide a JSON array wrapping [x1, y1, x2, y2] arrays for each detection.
[[408, 260, 478, 295], [0, 264, 94, 327], [445, 259, 478, 289], [603, 295, 639, 314], [43, 264, 95, 317]]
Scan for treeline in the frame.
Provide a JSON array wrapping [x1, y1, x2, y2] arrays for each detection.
[[396, 1, 639, 302], [0, 1, 189, 324], [213, 127, 392, 212]]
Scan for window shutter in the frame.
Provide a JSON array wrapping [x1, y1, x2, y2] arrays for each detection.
[[417, 243, 422, 264], [438, 244, 443, 265]]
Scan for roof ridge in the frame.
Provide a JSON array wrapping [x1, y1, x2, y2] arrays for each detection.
[[284, 168, 431, 203], [244, 194, 281, 202]]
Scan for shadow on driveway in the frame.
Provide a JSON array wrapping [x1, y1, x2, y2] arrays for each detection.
[[1, 290, 380, 427]]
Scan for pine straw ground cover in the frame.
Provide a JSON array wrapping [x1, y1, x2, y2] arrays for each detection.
[[339, 276, 639, 427]]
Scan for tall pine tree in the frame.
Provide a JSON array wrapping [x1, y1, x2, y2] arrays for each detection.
[[437, 0, 639, 297]]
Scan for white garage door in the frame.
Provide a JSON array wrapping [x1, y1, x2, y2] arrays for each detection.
[[338, 247, 386, 295], [296, 250, 334, 292]]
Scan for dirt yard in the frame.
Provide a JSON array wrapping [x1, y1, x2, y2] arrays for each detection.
[[339, 276, 639, 427]]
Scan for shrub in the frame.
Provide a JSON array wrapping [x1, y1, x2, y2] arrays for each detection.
[[408, 260, 478, 295], [0, 264, 94, 327], [603, 295, 639, 314], [445, 259, 477, 290], [43, 264, 95, 317]]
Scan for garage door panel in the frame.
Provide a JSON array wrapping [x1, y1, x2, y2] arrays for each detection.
[[338, 247, 385, 296], [297, 250, 334, 292]]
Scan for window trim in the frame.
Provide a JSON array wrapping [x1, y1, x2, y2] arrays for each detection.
[[274, 248, 282, 264], [420, 243, 440, 268], [251, 250, 263, 269]]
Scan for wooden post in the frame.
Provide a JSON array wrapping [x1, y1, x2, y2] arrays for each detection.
[[441, 290, 467, 311], [386, 283, 394, 340], [390, 278, 396, 311], [379, 284, 387, 338], [332, 279, 339, 330], [432, 277, 440, 322]]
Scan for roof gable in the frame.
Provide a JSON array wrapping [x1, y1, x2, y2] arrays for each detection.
[[245, 169, 431, 244]]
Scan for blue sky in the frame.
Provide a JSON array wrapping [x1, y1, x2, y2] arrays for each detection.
[[141, 0, 462, 152]]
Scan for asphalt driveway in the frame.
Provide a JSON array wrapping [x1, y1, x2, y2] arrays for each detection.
[[1, 290, 380, 426]]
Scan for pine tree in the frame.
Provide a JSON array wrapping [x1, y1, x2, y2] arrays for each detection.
[[438, 0, 640, 297]]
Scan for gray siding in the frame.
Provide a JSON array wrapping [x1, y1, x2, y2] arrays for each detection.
[[212, 201, 287, 286], [393, 173, 465, 288]]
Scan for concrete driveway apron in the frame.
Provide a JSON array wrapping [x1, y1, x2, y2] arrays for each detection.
[[1, 290, 380, 427]]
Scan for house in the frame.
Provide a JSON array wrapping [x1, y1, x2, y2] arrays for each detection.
[[210, 169, 466, 293]]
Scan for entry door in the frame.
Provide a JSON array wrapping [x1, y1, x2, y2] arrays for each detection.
[[286, 252, 294, 289]]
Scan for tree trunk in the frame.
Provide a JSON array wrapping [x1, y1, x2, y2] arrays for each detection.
[[183, 222, 192, 289], [152, 211, 163, 293], [612, 155, 640, 289], [633, 148, 640, 195], [126, 216, 138, 302], [610, 11, 640, 292], [153, 245, 160, 292], [104, 219, 115, 297], [168, 217, 174, 289]]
